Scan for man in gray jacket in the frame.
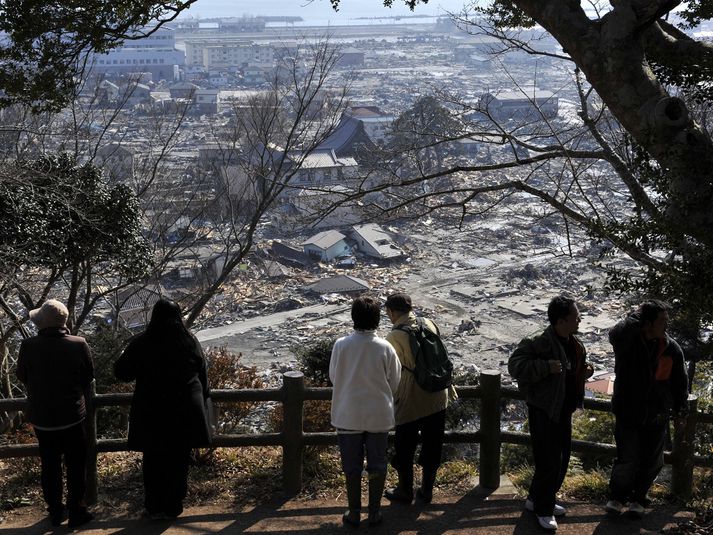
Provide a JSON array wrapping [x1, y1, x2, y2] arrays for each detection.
[[508, 295, 592, 531]]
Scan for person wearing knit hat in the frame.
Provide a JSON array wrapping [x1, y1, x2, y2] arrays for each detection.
[[17, 299, 94, 528]]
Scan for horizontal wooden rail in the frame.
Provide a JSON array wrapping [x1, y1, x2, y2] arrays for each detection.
[[1, 371, 711, 501]]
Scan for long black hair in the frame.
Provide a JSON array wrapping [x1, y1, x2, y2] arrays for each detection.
[[146, 298, 197, 352]]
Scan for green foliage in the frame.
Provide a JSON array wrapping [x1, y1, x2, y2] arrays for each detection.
[[0, 154, 151, 279], [389, 95, 462, 155], [0, 0, 197, 112], [292, 337, 336, 387], [85, 325, 134, 439], [205, 347, 263, 434], [571, 409, 615, 469], [692, 361, 713, 460], [559, 464, 610, 501], [445, 368, 480, 430], [472, 0, 535, 29], [85, 325, 133, 393]]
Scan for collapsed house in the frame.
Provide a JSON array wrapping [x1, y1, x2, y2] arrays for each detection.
[[350, 223, 404, 261]]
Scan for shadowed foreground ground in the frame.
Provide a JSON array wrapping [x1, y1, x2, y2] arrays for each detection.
[[0, 481, 692, 535]]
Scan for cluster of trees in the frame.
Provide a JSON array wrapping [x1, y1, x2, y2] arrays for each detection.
[[0, 41, 349, 406], [0, 0, 712, 407]]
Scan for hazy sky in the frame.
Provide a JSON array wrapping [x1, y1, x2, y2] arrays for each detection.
[[182, 0, 474, 22]]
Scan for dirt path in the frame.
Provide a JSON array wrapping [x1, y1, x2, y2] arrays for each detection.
[[0, 487, 692, 534]]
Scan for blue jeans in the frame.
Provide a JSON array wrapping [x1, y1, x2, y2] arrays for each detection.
[[337, 432, 388, 477]]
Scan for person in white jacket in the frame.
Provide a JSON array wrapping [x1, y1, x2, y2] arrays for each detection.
[[330, 295, 401, 528]]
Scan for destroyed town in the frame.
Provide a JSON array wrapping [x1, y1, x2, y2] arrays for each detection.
[[2, 1, 713, 533], [0, 0, 710, 457], [73, 14, 651, 387]]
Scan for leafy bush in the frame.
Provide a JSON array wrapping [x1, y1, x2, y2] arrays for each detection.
[[571, 409, 616, 469], [443, 368, 480, 461], [446, 368, 480, 430], [692, 361, 713, 459], [292, 337, 336, 386], [85, 325, 134, 394], [267, 336, 337, 435], [85, 326, 134, 439], [205, 347, 263, 434]]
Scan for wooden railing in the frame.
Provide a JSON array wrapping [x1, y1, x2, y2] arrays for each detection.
[[1, 370, 711, 504]]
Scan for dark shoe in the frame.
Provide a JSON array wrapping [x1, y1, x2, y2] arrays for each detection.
[[49, 508, 66, 527], [384, 485, 413, 503], [342, 511, 360, 527], [417, 466, 437, 504], [605, 499, 625, 515], [368, 511, 383, 527], [67, 509, 93, 528], [416, 487, 432, 504], [628, 502, 645, 517], [163, 505, 183, 519]]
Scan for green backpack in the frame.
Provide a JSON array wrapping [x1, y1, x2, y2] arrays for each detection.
[[395, 317, 453, 392]]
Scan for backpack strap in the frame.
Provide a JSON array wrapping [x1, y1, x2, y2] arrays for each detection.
[[392, 323, 416, 373]]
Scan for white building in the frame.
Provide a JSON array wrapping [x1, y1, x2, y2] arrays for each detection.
[[351, 224, 404, 260], [184, 39, 274, 69], [301, 230, 351, 261], [91, 27, 185, 81]]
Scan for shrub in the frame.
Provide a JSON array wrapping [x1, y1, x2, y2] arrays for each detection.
[[445, 368, 480, 430], [267, 336, 337, 435], [571, 409, 615, 469], [84, 324, 133, 394], [292, 337, 336, 386], [84, 326, 134, 438], [205, 347, 263, 434], [443, 368, 480, 461]]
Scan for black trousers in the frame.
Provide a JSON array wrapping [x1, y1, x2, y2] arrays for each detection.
[[142, 447, 192, 516], [391, 409, 446, 473], [609, 418, 666, 504], [34, 423, 88, 515], [527, 404, 572, 516]]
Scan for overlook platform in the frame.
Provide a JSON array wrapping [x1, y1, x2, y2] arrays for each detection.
[[0, 480, 692, 534]]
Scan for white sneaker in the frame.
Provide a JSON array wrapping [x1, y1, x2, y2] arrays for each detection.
[[628, 502, 645, 516], [605, 499, 624, 515], [536, 515, 558, 531], [525, 498, 567, 517]]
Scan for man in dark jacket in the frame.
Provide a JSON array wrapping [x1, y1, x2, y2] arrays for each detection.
[[605, 300, 688, 517], [508, 295, 592, 531], [16, 299, 94, 528]]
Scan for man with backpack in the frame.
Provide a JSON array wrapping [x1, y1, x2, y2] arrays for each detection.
[[383, 293, 455, 505], [508, 295, 593, 531]]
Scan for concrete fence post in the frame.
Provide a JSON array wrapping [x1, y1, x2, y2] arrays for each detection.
[[671, 394, 698, 499], [85, 380, 98, 505], [479, 369, 502, 490], [281, 371, 305, 495]]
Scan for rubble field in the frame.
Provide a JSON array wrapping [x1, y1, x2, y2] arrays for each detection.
[[197, 211, 628, 385]]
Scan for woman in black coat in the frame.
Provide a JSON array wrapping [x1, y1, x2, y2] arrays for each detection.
[[115, 298, 211, 519]]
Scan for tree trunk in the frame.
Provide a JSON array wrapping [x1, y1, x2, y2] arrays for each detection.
[[514, 1, 713, 245]]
